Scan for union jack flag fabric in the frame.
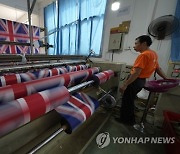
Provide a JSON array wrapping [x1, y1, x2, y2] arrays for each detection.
[[0, 67, 99, 104], [67, 64, 89, 72], [0, 18, 40, 54], [93, 70, 114, 85], [0, 64, 89, 87], [0, 86, 69, 137], [55, 92, 99, 133]]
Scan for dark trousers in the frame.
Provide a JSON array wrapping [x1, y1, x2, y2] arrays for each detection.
[[120, 78, 146, 124]]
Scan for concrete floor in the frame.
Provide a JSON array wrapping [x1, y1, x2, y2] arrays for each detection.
[[81, 115, 166, 154], [31, 106, 166, 154]]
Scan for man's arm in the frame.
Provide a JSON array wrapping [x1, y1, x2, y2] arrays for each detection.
[[155, 67, 167, 79], [119, 67, 142, 94]]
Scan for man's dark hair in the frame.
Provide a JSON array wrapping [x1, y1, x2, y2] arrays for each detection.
[[135, 35, 152, 46]]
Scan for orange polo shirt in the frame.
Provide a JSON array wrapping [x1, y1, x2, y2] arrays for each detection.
[[131, 50, 159, 78]]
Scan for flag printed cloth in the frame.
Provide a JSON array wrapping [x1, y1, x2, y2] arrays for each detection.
[[67, 64, 89, 72], [0, 74, 22, 87], [93, 70, 114, 85], [0, 86, 70, 137], [0, 18, 40, 54], [0, 65, 89, 87], [0, 67, 99, 103], [55, 92, 99, 133]]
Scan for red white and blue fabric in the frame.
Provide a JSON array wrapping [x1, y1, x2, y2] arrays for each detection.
[[0, 74, 22, 87], [93, 70, 114, 85], [0, 65, 89, 87], [0, 67, 99, 103], [0, 18, 40, 54], [0, 86, 69, 137], [67, 64, 89, 72], [55, 92, 99, 133]]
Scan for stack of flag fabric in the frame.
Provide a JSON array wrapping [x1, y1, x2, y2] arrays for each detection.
[[0, 65, 114, 137]]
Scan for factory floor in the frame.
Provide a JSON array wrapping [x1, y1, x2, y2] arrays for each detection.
[[81, 114, 165, 154], [36, 105, 166, 154]]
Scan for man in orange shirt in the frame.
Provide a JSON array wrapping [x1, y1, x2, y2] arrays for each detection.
[[117, 35, 167, 125]]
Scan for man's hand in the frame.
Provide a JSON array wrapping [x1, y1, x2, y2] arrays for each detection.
[[156, 67, 167, 79], [119, 67, 142, 94], [119, 84, 127, 94]]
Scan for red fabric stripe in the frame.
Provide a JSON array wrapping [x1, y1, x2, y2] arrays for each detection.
[[4, 75, 18, 85], [76, 65, 81, 71], [12, 83, 27, 99], [100, 73, 107, 81], [70, 96, 91, 119], [63, 74, 71, 87], [87, 69, 92, 79], [7, 21, 15, 54], [0, 32, 39, 40], [103, 72, 110, 80], [24, 93, 46, 120], [51, 68, 58, 76]]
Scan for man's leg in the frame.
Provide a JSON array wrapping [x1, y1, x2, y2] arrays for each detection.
[[120, 78, 145, 124]]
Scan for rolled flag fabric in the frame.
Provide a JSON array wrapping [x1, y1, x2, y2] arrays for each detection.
[[67, 64, 89, 72], [0, 86, 70, 137], [55, 92, 99, 134], [0, 74, 22, 87], [0, 67, 68, 87], [0, 65, 89, 87], [35, 67, 68, 79], [93, 70, 114, 85], [0, 67, 99, 104]]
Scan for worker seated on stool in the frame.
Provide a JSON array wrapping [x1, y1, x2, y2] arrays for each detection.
[[116, 35, 167, 125]]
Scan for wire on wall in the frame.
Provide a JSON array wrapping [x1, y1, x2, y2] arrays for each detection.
[[111, 50, 114, 62]]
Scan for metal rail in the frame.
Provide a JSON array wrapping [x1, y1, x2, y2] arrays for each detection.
[[28, 126, 67, 154], [0, 55, 86, 63], [0, 41, 53, 48], [0, 60, 86, 74], [27, 0, 35, 55], [28, 80, 114, 154]]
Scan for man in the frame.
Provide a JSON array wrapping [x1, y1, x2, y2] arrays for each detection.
[[117, 35, 167, 125]]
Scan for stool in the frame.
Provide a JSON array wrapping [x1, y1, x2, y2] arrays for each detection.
[[133, 79, 179, 133]]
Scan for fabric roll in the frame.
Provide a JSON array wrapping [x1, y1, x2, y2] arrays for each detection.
[[0, 67, 69, 87], [55, 92, 99, 134], [0, 74, 21, 87], [0, 86, 69, 137], [36, 67, 68, 79], [0, 67, 99, 104], [20, 72, 37, 82], [0, 65, 88, 87], [93, 70, 114, 85], [67, 64, 88, 72]]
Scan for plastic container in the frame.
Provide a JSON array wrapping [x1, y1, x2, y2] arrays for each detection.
[[163, 110, 180, 154]]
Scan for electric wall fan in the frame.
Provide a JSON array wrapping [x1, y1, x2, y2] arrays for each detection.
[[148, 15, 179, 40]]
